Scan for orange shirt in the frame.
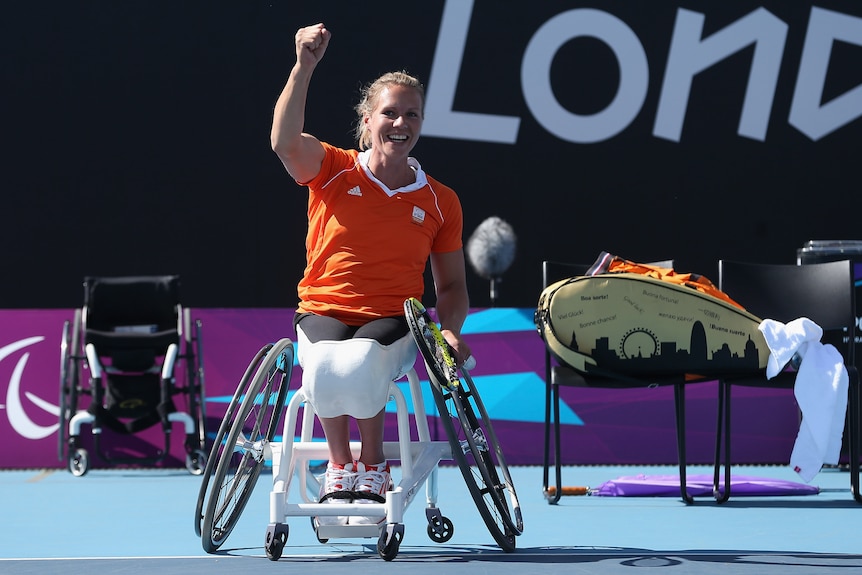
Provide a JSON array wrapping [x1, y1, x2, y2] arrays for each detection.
[[296, 143, 463, 325]]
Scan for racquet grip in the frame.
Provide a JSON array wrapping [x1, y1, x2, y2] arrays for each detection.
[[462, 355, 477, 371]]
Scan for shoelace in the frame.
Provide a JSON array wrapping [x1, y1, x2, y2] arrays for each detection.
[[323, 465, 356, 493], [355, 468, 390, 496]]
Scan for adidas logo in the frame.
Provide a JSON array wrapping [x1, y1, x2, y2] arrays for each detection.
[[347, 186, 362, 197]]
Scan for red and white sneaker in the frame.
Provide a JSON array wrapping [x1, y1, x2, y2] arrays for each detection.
[[315, 461, 357, 527], [349, 461, 392, 525]]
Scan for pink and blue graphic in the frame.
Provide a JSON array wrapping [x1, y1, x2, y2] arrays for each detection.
[[1, 307, 802, 469]]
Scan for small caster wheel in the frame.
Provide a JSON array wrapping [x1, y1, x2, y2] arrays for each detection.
[[427, 515, 454, 543], [377, 524, 404, 561], [504, 531, 517, 551], [265, 523, 289, 561], [185, 449, 207, 475], [310, 516, 328, 543], [69, 448, 89, 477]]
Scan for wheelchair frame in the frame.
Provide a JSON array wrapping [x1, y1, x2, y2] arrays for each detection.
[[58, 279, 208, 477], [195, 335, 522, 561]]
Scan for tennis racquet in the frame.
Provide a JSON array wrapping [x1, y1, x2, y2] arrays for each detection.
[[403, 297, 466, 389], [403, 296, 522, 551]]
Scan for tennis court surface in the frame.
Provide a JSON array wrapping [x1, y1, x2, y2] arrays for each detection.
[[3, 463, 861, 574]]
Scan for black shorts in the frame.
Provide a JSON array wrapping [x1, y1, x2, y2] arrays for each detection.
[[294, 312, 409, 346]]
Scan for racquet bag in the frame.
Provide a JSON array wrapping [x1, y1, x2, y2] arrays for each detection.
[[535, 265, 770, 376]]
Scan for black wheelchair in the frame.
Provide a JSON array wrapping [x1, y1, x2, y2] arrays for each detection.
[[58, 275, 207, 476]]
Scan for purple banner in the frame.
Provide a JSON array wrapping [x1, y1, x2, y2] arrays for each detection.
[[1, 308, 799, 470]]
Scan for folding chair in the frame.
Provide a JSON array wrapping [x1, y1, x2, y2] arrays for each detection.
[[714, 259, 861, 502], [538, 259, 710, 504]]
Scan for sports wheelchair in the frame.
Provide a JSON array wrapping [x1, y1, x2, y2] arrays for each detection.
[[194, 298, 523, 561], [58, 275, 207, 476]]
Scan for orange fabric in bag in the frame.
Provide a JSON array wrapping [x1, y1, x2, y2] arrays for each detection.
[[587, 251, 745, 310]]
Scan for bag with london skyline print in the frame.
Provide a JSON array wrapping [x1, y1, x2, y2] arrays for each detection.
[[535, 252, 769, 376]]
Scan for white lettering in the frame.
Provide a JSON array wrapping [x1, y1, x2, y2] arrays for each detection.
[[655, 8, 787, 142], [522, 9, 648, 143], [422, 0, 520, 143], [424, 0, 860, 145], [789, 7, 862, 140]]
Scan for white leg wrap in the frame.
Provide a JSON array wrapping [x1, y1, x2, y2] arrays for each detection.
[[296, 327, 417, 419]]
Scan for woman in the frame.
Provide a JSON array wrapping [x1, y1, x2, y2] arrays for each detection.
[[270, 23, 471, 526]]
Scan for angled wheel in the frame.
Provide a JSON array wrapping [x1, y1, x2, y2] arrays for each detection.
[[431, 370, 523, 552], [58, 310, 82, 463], [404, 298, 522, 552], [194, 342, 271, 536], [199, 338, 293, 552], [185, 312, 208, 456]]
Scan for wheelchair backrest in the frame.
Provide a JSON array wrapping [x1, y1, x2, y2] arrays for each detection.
[[84, 275, 180, 331], [82, 275, 182, 364]]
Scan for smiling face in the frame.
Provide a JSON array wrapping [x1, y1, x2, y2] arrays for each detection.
[[364, 84, 424, 161]]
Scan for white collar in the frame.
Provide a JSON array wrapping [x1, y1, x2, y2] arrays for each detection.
[[358, 149, 428, 196]]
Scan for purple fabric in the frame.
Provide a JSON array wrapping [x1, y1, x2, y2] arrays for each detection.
[[592, 474, 820, 497]]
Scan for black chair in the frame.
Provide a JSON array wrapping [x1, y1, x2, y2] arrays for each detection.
[[58, 275, 208, 476], [715, 259, 861, 503], [539, 259, 710, 504]]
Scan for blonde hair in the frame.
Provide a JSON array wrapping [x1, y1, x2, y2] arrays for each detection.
[[353, 71, 425, 150]]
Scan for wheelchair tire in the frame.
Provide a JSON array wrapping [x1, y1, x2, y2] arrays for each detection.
[[199, 338, 293, 553], [193, 342, 271, 536], [68, 447, 89, 477], [186, 449, 207, 476], [185, 312, 208, 455], [430, 370, 523, 552], [58, 310, 81, 463]]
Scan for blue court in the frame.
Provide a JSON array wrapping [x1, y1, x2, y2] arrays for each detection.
[[2, 463, 861, 574]]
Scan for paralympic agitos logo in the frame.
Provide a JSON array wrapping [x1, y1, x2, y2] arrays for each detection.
[[1, 337, 59, 440]]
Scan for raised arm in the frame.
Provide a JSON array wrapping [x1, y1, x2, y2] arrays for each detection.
[[430, 249, 472, 365], [270, 23, 330, 184]]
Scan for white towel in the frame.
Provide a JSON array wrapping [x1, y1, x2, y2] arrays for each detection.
[[758, 318, 849, 482]]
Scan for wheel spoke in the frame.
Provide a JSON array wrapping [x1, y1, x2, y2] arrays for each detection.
[[199, 339, 293, 553], [431, 373, 522, 551]]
